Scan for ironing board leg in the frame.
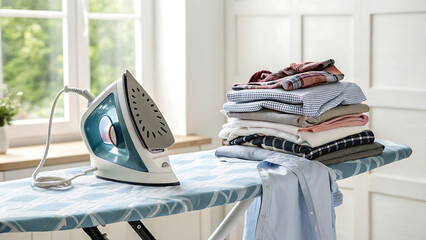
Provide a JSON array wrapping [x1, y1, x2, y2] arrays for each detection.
[[83, 226, 108, 240], [208, 198, 254, 240], [128, 220, 156, 240]]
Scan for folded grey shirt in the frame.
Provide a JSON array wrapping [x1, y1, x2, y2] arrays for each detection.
[[317, 142, 385, 165], [224, 103, 370, 127]]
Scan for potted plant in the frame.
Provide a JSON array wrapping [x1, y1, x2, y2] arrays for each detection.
[[0, 90, 22, 154]]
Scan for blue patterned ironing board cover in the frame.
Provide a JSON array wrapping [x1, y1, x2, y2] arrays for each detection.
[[0, 140, 412, 233]]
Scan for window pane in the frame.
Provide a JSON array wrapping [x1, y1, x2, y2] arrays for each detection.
[[0, 83, 5, 97], [0, 0, 62, 11], [1, 18, 64, 120], [89, 20, 135, 96], [89, 0, 135, 14]]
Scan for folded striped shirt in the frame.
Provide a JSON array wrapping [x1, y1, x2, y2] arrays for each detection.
[[228, 130, 375, 160], [232, 59, 344, 91], [225, 82, 366, 117]]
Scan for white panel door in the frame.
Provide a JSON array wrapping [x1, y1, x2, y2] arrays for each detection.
[[226, 0, 426, 239]]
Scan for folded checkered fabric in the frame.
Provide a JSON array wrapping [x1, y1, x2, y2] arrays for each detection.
[[228, 130, 375, 160], [225, 82, 366, 117], [232, 59, 344, 91]]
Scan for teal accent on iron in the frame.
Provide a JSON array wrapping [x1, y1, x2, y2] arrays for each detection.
[[83, 93, 148, 172]]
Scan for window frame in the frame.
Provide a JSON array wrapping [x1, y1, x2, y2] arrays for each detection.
[[0, 0, 153, 147]]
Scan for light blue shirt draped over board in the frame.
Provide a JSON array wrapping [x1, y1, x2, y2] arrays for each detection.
[[216, 146, 343, 240]]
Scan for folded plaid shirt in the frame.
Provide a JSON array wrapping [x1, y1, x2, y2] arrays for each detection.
[[232, 59, 344, 91], [228, 130, 375, 160]]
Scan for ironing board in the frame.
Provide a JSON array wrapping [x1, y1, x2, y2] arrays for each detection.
[[0, 139, 412, 240]]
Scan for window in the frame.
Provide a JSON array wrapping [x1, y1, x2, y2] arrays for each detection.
[[0, 0, 152, 146], [1, 0, 65, 121]]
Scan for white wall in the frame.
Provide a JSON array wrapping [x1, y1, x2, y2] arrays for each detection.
[[185, 0, 226, 149], [153, 0, 227, 238], [225, 0, 426, 239], [154, 0, 188, 136], [154, 0, 226, 150]]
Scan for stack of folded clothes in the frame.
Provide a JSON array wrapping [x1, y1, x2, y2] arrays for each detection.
[[219, 59, 384, 165]]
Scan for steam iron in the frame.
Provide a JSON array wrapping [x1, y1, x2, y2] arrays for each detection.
[[80, 70, 180, 186]]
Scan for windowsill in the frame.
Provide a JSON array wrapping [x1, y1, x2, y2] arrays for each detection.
[[0, 135, 212, 171]]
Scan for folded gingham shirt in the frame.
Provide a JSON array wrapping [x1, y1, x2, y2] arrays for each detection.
[[228, 130, 375, 160], [224, 82, 366, 117], [232, 59, 344, 91]]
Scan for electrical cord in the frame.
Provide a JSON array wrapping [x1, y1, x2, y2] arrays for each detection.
[[31, 86, 97, 188]]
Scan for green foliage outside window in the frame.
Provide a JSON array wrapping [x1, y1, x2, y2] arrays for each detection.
[[1, 0, 63, 120], [0, 0, 135, 120], [89, 0, 135, 97]]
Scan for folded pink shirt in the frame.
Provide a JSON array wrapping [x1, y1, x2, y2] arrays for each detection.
[[298, 113, 369, 133]]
